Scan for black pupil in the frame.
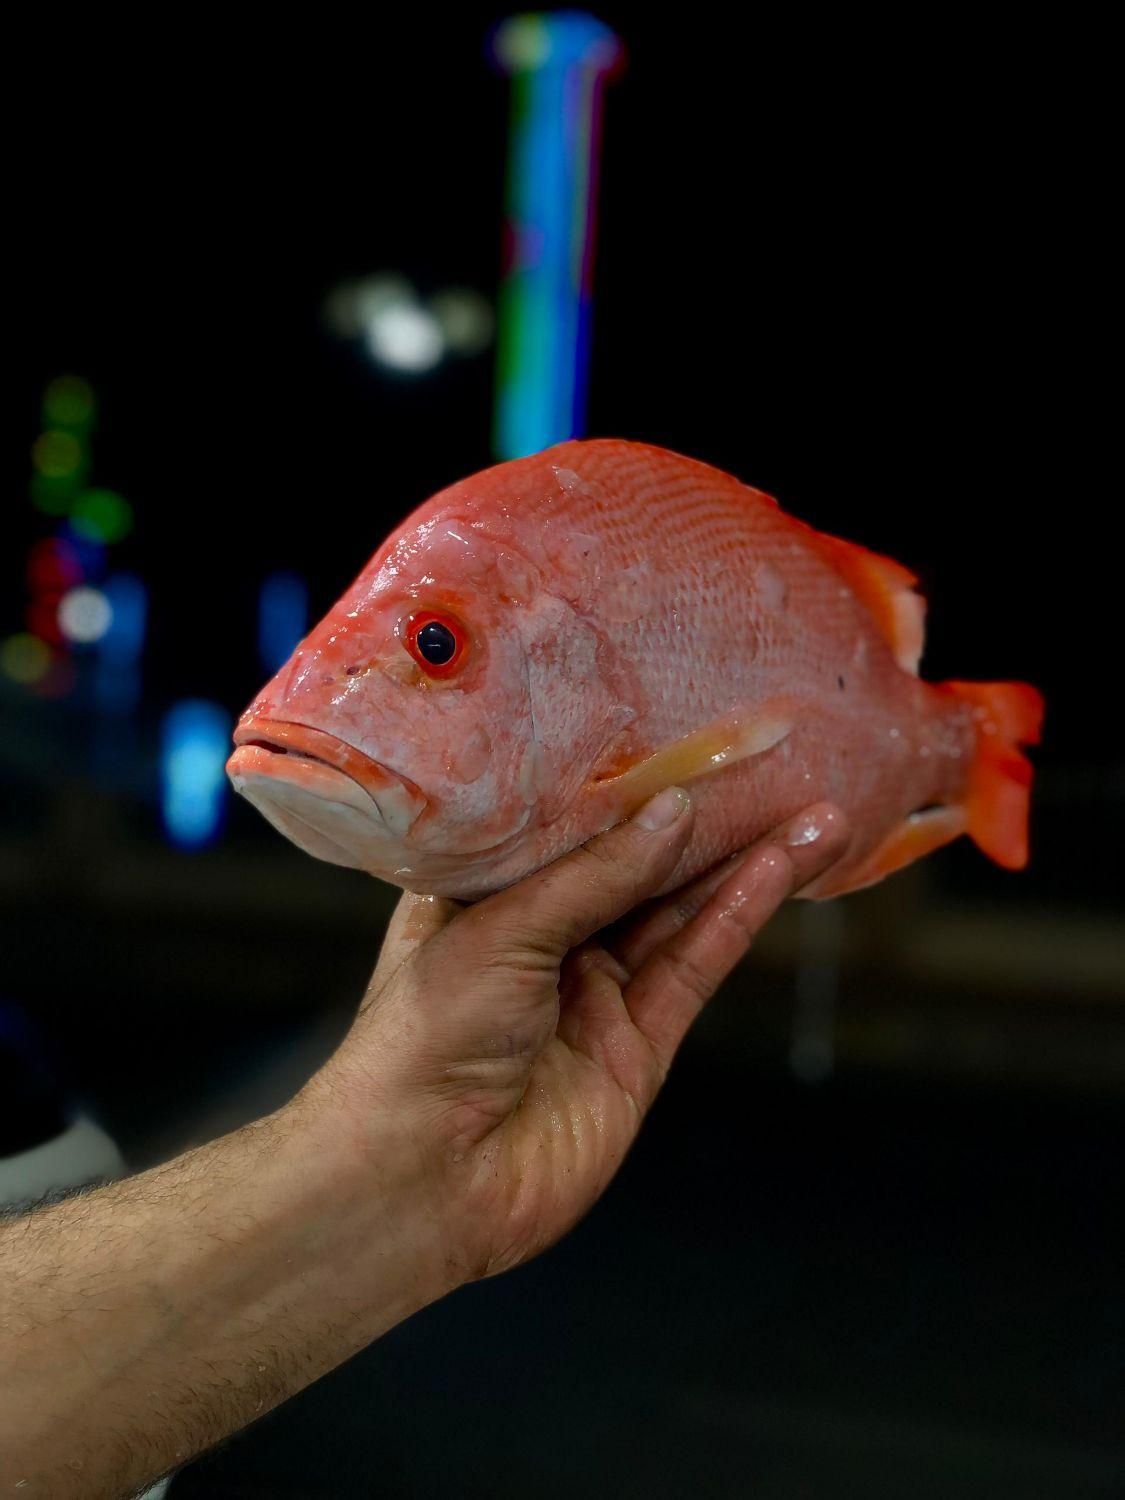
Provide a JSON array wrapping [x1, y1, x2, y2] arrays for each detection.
[[417, 621, 457, 665]]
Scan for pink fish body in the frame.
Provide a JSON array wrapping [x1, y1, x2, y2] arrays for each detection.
[[228, 440, 1042, 900]]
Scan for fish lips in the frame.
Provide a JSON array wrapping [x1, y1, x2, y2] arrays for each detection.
[[227, 719, 427, 865]]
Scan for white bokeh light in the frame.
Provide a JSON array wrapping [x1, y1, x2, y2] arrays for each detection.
[[58, 586, 113, 644], [366, 303, 445, 373]]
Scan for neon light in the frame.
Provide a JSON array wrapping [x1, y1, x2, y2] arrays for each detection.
[[161, 700, 231, 848], [258, 571, 308, 674], [492, 12, 621, 460], [94, 573, 147, 714]]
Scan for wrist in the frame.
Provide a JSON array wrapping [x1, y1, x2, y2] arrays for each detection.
[[276, 1073, 466, 1316]]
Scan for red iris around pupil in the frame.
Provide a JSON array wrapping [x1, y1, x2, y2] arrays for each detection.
[[404, 610, 468, 678]]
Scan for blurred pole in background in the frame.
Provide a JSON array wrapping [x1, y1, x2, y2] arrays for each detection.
[[94, 573, 147, 717], [492, 12, 622, 460], [160, 700, 232, 849]]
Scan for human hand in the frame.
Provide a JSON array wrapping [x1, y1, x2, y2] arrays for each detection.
[[0, 790, 847, 1499], [303, 789, 849, 1286]]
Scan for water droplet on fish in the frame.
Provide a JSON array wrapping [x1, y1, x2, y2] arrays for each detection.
[[553, 465, 581, 491], [889, 727, 901, 739]]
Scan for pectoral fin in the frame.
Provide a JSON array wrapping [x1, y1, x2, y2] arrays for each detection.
[[592, 697, 796, 821]]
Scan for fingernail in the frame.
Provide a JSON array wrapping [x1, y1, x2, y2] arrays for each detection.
[[785, 810, 825, 846], [783, 805, 840, 848], [635, 786, 689, 831]]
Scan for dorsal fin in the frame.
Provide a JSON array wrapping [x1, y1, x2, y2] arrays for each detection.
[[812, 531, 927, 674]]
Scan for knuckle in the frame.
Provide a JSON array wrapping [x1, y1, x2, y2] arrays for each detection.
[[659, 943, 719, 1004]]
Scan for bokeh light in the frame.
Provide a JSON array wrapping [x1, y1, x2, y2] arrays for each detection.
[[161, 701, 232, 848], [32, 430, 84, 481], [31, 471, 80, 515], [0, 634, 52, 685], [259, 572, 308, 674], [430, 289, 495, 354], [42, 375, 96, 432], [27, 538, 83, 593], [494, 14, 551, 68], [95, 573, 147, 714], [58, 586, 114, 644], [325, 274, 415, 338], [25, 597, 66, 646], [69, 488, 133, 544], [366, 303, 445, 373]]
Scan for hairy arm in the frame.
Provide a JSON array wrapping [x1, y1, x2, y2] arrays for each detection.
[[0, 1109, 449, 1497]]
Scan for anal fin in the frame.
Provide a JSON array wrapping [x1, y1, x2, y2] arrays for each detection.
[[798, 804, 967, 899]]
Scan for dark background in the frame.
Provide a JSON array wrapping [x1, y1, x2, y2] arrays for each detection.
[[3, 11, 1121, 1497]]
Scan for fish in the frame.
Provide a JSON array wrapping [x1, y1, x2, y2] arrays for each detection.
[[227, 439, 1043, 902]]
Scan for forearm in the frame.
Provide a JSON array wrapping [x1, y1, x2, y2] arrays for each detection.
[[0, 1100, 450, 1498]]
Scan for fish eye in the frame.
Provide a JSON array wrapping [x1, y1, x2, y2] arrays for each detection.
[[404, 610, 468, 678]]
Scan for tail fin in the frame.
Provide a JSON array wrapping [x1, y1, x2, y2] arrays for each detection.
[[941, 681, 1045, 869]]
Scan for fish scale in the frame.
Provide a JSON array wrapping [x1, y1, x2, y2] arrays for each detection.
[[228, 440, 1042, 901]]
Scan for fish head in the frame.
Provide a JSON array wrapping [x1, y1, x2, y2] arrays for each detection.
[[227, 497, 638, 894]]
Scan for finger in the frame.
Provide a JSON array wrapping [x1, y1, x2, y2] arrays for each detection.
[[381, 891, 462, 964], [362, 891, 462, 1010], [443, 786, 694, 971], [610, 803, 849, 974], [625, 815, 848, 1074]]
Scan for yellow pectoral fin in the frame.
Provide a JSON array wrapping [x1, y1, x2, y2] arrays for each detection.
[[593, 697, 797, 821]]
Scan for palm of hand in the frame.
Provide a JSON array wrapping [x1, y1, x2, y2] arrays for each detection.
[[329, 795, 846, 1285]]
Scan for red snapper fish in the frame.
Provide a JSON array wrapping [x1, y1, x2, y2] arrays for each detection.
[[227, 440, 1043, 901]]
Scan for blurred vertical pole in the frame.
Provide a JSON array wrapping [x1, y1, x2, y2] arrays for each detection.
[[92, 572, 147, 780], [160, 700, 231, 849], [94, 573, 147, 716], [492, 12, 622, 460]]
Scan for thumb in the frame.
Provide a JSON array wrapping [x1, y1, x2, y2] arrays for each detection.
[[443, 786, 695, 973]]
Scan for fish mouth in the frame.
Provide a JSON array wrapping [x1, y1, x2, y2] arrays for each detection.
[[227, 719, 427, 866]]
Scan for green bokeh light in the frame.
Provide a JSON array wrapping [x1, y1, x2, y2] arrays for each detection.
[[43, 375, 96, 432], [1, 634, 52, 685], [31, 470, 80, 515], [32, 429, 85, 480], [70, 488, 133, 544]]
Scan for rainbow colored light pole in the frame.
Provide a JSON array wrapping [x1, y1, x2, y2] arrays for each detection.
[[492, 12, 622, 461]]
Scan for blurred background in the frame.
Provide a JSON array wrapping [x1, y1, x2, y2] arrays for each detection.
[[3, 9, 1121, 1497]]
